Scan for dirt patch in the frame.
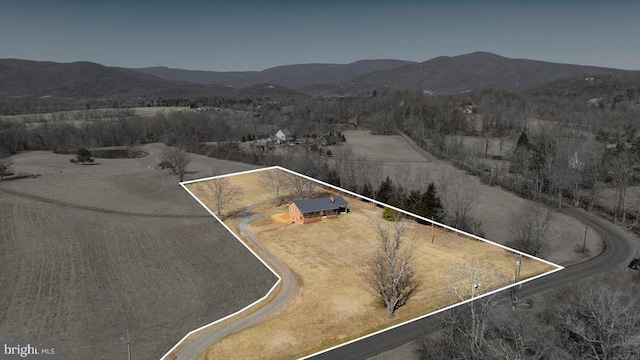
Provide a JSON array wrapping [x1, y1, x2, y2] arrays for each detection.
[[248, 213, 290, 228], [273, 213, 290, 223]]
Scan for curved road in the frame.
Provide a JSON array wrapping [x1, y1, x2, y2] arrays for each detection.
[[309, 207, 639, 360], [174, 209, 297, 359], [0, 187, 298, 360], [5, 180, 636, 360]]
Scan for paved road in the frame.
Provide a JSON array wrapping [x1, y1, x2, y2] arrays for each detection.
[[9, 184, 634, 360], [308, 207, 639, 360], [174, 209, 297, 359]]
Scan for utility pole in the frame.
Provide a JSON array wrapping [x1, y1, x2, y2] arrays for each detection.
[[121, 329, 131, 360], [582, 224, 588, 252], [511, 256, 522, 310]]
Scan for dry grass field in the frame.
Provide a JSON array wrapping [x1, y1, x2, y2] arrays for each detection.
[[0, 106, 185, 123], [342, 130, 603, 266], [185, 169, 557, 360], [446, 135, 515, 158], [0, 144, 275, 360], [597, 186, 640, 219]]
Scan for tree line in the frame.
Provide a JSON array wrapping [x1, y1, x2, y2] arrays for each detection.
[[416, 269, 640, 360]]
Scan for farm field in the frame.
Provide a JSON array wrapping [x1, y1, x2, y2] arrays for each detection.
[[597, 186, 640, 219], [342, 130, 603, 266], [0, 145, 276, 360], [185, 168, 559, 360], [0, 107, 184, 123], [446, 135, 515, 158]]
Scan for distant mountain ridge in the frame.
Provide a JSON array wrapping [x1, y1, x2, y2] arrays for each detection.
[[0, 59, 301, 99], [320, 52, 639, 95], [1, 53, 638, 101], [132, 52, 638, 95], [132, 59, 416, 89], [0, 58, 237, 98]]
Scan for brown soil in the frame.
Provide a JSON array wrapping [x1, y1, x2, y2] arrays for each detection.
[[0, 145, 275, 360]]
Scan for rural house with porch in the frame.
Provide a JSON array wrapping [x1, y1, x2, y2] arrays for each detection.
[[289, 195, 348, 224]]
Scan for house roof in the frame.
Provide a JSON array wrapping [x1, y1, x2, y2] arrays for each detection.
[[319, 134, 337, 144], [255, 138, 272, 146], [278, 128, 292, 136], [293, 196, 348, 213]]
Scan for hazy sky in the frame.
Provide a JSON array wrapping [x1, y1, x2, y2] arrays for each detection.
[[1, 0, 638, 71]]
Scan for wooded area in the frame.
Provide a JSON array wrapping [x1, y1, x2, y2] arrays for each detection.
[[1, 76, 638, 358]]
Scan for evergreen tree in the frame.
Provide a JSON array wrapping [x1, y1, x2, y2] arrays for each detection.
[[74, 148, 93, 165], [241, 135, 246, 142], [403, 190, 422, 214], [515, 130, 531, 150], [361, 181, 374, 200], [423, 182, 444, 222], [376, 176, 395, 205]]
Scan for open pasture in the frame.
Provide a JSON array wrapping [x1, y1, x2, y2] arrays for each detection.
[[342, 130, 603, 266], [185, 168, 558, 360], [0, 145, 275, 360]]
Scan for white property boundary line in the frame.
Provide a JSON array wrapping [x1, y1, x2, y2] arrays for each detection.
[[159, 167, 283, 360], [161, 165, 564, 360]]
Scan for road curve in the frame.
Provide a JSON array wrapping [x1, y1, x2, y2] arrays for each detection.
[[174, 209, 297, 359], [309, 207, 639, 360]]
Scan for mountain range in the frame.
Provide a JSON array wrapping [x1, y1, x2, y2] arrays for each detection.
[[1, 52, 638, 100]]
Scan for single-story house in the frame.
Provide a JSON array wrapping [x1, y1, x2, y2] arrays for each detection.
[[289, 195, 348, 224], [317, 134, 337, 146], [275, 128, 294, 144]]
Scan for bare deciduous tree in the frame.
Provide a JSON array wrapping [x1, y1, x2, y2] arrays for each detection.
[[507, 203, 551, 256], [0, 156, 13, 180], [438, 170, 479, 233], [489, 311, 555, 360], [393, 163, 414, 203], [609, 150, 633, 224], [210, 175, 238, 220], [365, 213, 419, 318], [436, 258, 503, 360], [162, 146, 190, 182], [288, 174, 315, 199], [261, 169, 289, 205], [556, 283, 640, 360]]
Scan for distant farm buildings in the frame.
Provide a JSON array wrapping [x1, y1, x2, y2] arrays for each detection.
[[254, 137, 274, 150], [317, 134, 337, 146], [275, 128, 294, 144], [289, 195, 348, 224]]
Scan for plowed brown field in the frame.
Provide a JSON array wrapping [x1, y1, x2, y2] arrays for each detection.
[[0, 144, 276, 359]]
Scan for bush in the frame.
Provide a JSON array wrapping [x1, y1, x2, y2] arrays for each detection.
[[382, 207, 398, 221]]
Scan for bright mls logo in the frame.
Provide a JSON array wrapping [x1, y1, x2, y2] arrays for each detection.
[[1, 341, 57, 359]]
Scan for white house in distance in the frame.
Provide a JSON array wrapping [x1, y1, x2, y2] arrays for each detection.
[[275, 128, 294, 144]]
